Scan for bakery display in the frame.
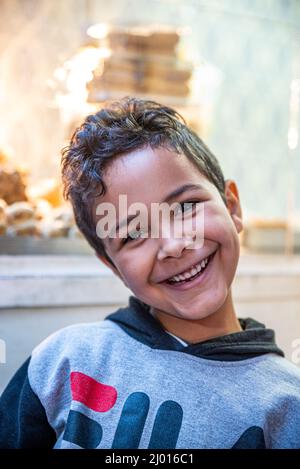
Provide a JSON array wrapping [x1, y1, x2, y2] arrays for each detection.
[[6, 219, 38, 237], [0, 199, 7, 235], [0, 149, 79, 242], [243, 219, 289, 253], [0, 146, 80, 243], [6, 201, 35, 225], [27, 178, 63, 208], [1, 198, 78, 240], [0, 150, 27, 205]]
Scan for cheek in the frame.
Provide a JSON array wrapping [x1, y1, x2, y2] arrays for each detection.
[[114, 248, 151, 288], [204, 207, 240, 279], [204, 205, 238, 244], [219, 227, 240, 285]]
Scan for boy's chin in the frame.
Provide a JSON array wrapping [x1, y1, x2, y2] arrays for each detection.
[[172, 306, 220, 322], [170, 291, 230, 320]]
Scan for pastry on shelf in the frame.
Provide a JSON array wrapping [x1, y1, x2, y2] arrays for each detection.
[[0, 148, 28, 205], [0, 199, 7, 235], [52, 205, 75, 228], [6, 201, 35, 225], [6, 219, 38, 237], [37, 219, 70, 238], [0, 168, 27, 205], [33, 198, 53, 221], [27, 178, 63, 208]]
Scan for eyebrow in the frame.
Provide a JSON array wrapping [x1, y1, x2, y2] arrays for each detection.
[[163, 183, 205, 204], [108, 183, 205, 243]]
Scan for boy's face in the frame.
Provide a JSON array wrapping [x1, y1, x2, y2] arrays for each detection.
[[96, 145, 243, 321]]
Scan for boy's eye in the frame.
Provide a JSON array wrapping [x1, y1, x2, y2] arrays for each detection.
[[175, 201, 201, 216], [122, 228, 146, 245], [120, 201, 202, 245]]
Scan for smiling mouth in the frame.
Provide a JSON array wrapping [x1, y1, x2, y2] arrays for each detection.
[[164, 251, 216, 285]]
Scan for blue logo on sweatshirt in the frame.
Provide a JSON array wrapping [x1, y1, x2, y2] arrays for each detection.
[[63, 372, 266, 449]]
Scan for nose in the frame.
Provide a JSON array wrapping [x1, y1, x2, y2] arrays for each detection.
[[157, 234, 195, 261]]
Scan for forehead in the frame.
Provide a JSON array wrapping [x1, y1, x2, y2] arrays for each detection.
[[98, 145, 214, 206]]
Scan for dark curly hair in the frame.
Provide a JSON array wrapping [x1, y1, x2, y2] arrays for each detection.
[[61, 96, 226, 265]]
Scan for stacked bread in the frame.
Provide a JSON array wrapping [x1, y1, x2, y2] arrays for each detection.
[[0, 200, 6, 235], [0, 198, 82, 239], [0, 150, 82, 239], [87, 26, 192, 102], [0, 150, 27, 205], [6, 201, 37, 236], [35, 202, 79, 238]]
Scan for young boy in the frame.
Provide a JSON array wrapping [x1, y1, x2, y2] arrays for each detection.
[[0, 97, 300, 449]]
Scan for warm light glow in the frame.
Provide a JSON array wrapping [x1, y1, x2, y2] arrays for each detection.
[[87, 23, 109, 39], [288, 127, 298, 150], [54, 46, 110, 124], [188, 63, 222, 137], [53, 67, 67, 82], [64, 47, 109, 90]]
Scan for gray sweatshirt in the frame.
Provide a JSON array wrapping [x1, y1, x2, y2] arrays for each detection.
[[0, 295, 300, 449]]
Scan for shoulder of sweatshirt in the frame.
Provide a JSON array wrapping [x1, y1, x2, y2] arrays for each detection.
[[248, 353, 300, 401], [29, 319, 120, 383], [26, 320, 122, 422], [31, 319, 118, 358], [29, 319, 300, 387], [27, 317, 300, 397], [263, 353, 300, 381]]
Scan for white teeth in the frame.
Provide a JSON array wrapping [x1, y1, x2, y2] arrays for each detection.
[[168, 255, 211, 283]]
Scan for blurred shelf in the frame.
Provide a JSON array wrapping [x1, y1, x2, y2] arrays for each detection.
[[0, 252, 300, 309], [0, 236, 94, 256]]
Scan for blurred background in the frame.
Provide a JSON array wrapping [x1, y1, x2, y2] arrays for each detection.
[[0, 0, 300, 392]]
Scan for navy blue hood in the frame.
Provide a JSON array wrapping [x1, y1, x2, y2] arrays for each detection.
[[106, 296, 284, 361]]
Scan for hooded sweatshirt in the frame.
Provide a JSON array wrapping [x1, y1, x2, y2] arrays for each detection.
[[0, 295, 300, 449]]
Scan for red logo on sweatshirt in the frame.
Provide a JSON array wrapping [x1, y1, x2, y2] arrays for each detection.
[[70, 371, 117, 412]]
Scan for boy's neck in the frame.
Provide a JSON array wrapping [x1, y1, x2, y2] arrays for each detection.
[[150, 290, 242, 344]]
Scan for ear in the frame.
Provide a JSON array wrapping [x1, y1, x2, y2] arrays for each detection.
[[96, 252, 129, 287], [224, 179, 243, 234]]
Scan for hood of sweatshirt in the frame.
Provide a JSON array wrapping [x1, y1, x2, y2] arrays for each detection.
[[106, 295, 284, 361]]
